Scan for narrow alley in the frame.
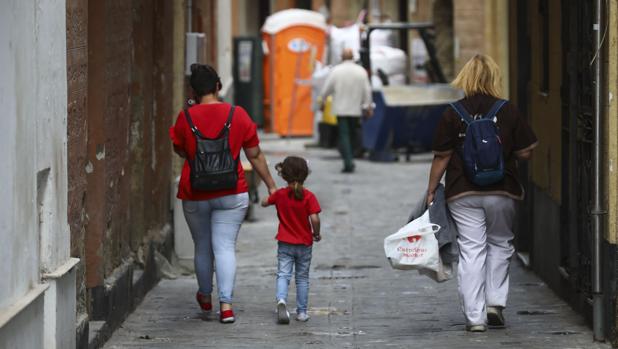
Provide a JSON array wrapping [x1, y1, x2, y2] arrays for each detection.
[[104, 138, 607, 349], [4, 1, 618, 348]]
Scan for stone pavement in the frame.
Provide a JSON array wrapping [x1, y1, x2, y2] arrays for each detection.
[[105, 137, 610, 349]]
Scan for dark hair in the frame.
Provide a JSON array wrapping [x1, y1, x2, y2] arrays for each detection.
[[275, 156, 309, 200], [189, 63, 222, 100]]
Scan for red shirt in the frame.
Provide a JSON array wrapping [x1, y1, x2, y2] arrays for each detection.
[[169, 103, 259, 201], [268, 188, 321, 246]]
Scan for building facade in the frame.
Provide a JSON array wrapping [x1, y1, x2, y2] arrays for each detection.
[[67, 0, 185, 347], [2, 0, 187, 348], [509, 0, 618, 343]]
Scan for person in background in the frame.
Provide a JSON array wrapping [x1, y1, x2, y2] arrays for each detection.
[[426, 54, 538, 332], [170, 64, 277, 324], [262, 156, 321, 324], [319, 48, 373, 173]]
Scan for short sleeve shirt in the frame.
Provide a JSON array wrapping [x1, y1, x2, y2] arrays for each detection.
[[432, 94, 538, 201], [169, 103, 259, 201], [267, 188, 321, 246]]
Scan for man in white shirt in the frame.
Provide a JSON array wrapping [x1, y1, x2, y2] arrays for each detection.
[[320, 48, 373, 173]]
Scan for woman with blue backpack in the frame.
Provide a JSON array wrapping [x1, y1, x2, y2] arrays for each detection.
[[426, 54, 538, 332]]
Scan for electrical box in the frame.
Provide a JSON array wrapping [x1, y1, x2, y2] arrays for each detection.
[[185, 32, 207, 75]]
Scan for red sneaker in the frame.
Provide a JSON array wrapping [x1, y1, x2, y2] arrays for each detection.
[[220, 309, 235, 323], [195, 292, 212, 312]]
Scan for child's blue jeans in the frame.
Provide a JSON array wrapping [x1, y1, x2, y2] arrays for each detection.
[[276, 242, 312, 314]]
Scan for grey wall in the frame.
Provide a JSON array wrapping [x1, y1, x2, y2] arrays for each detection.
[[0, 0, 74, 347]]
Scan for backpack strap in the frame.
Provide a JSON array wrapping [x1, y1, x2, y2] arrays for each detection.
[[184, 105, 236, 139], [217, 105, 236, 138], [449, 101, 474, 125], [184, 107, 208, 139], [484, 99, 507, 121]]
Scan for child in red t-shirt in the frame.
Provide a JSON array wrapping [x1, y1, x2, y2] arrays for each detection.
[[261, 156, 321, 324]]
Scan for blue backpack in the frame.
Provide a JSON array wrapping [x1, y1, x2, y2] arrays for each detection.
[[449, 99, 507, 186]]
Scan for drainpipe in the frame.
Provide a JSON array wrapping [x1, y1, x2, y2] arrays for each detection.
[[592, 0, 605, 341], [186, 0, 192, 33]]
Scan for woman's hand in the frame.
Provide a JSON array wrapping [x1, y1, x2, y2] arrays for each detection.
[[426, 190, 435, 206], [268, 186, 278, 196]]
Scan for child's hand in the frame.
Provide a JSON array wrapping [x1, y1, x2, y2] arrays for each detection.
[[261, 197, 270, 207], [313, 233, 321, 242]]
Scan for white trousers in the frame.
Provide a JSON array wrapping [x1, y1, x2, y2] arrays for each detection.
[[448, 195, 516, 325]]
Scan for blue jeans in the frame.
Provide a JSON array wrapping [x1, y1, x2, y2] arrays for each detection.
[[182, 193, 249, 304], [276, 242, 313, 313]]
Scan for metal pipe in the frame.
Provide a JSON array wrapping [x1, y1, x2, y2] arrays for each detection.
[[592, 0, 605, 341], [186, 0, 192, 33]]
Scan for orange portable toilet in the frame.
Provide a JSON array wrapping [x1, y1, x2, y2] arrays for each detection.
[[262, 9, 327, 136]]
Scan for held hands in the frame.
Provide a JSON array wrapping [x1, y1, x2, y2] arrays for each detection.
[[261, 187, 278, 207]]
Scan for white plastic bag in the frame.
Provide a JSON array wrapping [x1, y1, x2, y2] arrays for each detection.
[[418, 256, 454, 282], [384, 210, 441, 271]]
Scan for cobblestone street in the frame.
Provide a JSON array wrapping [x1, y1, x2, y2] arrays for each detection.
[[105, 137, 609, 349]]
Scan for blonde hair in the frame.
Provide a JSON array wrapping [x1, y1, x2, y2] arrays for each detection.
[[451, 54, 502, 98]]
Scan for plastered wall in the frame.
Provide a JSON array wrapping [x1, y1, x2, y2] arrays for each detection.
[[0, 0, 40, 312], [0, 0, 71, 347]]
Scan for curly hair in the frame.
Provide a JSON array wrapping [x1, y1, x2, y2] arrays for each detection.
[[275, 156, 309, 200]]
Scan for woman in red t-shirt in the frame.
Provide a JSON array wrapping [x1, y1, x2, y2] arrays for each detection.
[[170, 64, 277, 323]]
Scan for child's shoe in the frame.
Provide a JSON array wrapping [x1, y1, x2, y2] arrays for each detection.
[[296, 312, 310, 322], [277, 299, 290, 324]]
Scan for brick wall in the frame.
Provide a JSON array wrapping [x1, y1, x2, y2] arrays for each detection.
[[433, 0, 455, 80], [66, 0, 89, 316], [453, 0, 485, 72], [102, 0, 133, 276], [67, 0, 175, 323]]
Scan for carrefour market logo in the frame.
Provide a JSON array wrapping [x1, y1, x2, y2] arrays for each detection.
[[406, 235, 422, 243]]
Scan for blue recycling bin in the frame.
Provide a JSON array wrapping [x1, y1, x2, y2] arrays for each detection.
[[362, 84, 463, 161]]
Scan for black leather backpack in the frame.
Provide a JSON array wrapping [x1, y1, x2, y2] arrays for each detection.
[[184, 105, 238, 191]]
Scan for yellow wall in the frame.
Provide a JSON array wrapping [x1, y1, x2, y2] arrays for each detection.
[[453, 0, 485, 72], [483, 0, 509, 97], [606, 0, 618, 243], [453, 0, 509, 98], [526, 0, 562, 203]]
